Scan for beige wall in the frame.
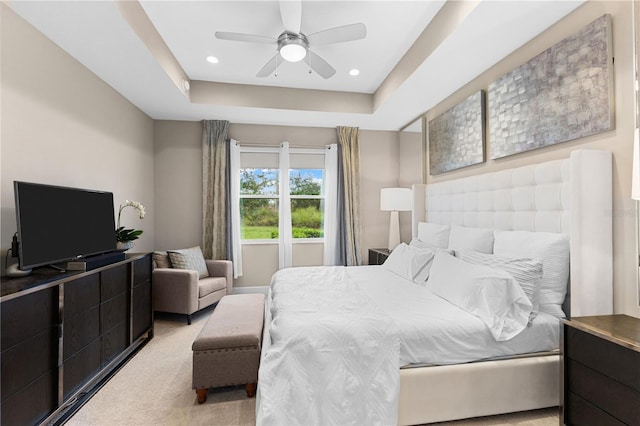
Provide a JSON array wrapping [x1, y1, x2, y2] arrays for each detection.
[[417, 1, 640, 318], [154, 120, 203, 250], [153, 121, 401, 286], [0, 5, 155, 274]]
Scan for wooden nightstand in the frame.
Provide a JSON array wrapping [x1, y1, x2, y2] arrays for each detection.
[[368, 248, 391, 265], [562, 314, 640, 425]]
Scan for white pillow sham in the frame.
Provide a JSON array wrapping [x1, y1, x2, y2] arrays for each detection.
[[416, 222, 450, 249], [427, 251, 532, 341], [455, 249, 543, 322], [382, 243, 437, 285], [494, 230, 569, 318], [448, 225, 494, 254]]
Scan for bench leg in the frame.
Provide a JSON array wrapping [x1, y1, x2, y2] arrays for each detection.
[[196, 388, 208, 404], [246, 383, 257, 398]]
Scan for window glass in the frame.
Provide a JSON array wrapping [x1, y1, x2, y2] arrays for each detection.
[[290, 169, 324, 239], [238, 157, 326, 241], [240, 168, 279, 240], [240, 168, 278, 195], [240, 198, 279, 240]]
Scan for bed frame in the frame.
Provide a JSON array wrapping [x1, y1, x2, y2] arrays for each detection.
[[399, 149, 612, 425]]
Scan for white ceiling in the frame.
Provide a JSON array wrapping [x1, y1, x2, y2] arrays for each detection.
[[7, 0, 585, 131]]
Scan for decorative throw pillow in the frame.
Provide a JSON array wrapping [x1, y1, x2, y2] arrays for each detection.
[[152, 251, 172, 269], [456, 249, 543, 322], [167, 246, 209, 279]]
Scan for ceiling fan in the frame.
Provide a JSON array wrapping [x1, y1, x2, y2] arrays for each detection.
[[215, 0, 366, 79]]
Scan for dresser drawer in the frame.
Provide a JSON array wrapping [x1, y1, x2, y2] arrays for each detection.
[[567, 359, 640, 425], [566, 326, 640, 392], [566, 392, 626, 426]]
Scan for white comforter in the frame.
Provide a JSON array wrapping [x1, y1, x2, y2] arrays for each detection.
[[256, 266, 401, 426], [256, 265, 560, 425]]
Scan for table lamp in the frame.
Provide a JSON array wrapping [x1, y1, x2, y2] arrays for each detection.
[[380, 188, 412, 251]]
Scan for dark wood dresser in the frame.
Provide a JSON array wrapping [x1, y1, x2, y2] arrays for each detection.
[[0, 253, 153, 426], [562, 315, 640, 426]]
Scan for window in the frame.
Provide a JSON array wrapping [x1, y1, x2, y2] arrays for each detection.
[[239, 168, 279, 240], [238, 148, 325, 242], [290, 168, 324, 239]]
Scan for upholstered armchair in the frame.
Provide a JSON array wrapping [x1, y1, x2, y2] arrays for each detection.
[[153, 258, 233, 325]]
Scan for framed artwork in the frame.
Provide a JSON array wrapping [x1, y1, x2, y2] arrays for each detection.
[[488, 14, 613, 159], [428, 90, 485, 175]]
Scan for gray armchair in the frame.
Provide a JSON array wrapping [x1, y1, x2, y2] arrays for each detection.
[[152, 260, 233, 324]]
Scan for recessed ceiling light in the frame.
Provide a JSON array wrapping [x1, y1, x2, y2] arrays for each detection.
[[349, 69, 360, 76], [206, 56, 219, 64]]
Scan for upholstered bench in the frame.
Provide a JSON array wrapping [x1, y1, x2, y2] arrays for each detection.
[[192, 293, 265, 403]]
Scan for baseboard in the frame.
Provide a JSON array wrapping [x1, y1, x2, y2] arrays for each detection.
[[232, 286, 269, 295]]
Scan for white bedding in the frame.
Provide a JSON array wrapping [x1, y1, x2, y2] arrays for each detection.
[[256, 266, 401, 426], [257, 265, 561, 425], [352, 265, 560, 366]]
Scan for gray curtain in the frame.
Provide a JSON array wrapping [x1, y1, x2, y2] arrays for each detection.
[[337, 126, 362, 266], [202, 120, 229, 260]]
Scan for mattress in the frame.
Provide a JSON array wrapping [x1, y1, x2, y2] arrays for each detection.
[[349, 265, 560, 367]]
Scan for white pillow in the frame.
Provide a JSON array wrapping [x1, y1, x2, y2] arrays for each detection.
[[456, 249, 543, 322], [448, 225, 494, 253], [416, 222, 450, 249], [428, 251, 532, 341], [409, 238, 433, 250], [382, 243, 437, 285], [494, 230, 569, 318]]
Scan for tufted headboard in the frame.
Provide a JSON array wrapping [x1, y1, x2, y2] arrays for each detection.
[[412, 149, 612, 318]]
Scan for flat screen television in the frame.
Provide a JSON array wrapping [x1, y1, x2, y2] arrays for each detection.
[[14, 181, 117, 270]]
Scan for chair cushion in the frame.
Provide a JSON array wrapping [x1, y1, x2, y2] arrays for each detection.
[[198, 277, 227, 298], [168, 246, 210, 279]]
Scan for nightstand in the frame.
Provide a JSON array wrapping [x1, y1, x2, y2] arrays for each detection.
[[368, 248, 391, 265], [562, 314, 640, 425]]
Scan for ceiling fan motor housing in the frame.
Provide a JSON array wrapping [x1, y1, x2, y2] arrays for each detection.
[[278, 31, 309, 62]]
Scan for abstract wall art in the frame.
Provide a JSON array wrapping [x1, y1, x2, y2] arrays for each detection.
[[428, 90, 485, 175], [488, 14, 613, 159]]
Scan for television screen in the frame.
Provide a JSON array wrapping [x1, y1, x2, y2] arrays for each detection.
[[14, 181, 117, 270]]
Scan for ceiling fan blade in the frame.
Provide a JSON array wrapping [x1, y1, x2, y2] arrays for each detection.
[[279, 0, 302, 34], [304, 50, 336, 79], [256, 53, 281, 77], [215, 31, 275, 44], [307, 23, 367, 45]]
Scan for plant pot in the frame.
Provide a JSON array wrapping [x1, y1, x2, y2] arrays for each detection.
[[116, 241, 134, 251]]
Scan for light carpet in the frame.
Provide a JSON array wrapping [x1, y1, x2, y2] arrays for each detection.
[[67, 305, 559, 426]]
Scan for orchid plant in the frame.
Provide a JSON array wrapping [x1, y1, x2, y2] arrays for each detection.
[[115, 200, 146, 242]]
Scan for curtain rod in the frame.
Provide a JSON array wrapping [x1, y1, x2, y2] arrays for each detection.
[[233, 142, 337, 149]]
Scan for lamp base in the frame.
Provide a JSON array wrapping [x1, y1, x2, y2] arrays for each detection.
[[387, 210, 401, 251]]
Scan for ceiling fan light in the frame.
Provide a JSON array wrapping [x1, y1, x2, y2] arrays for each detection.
[[280, 42, 306, 62]]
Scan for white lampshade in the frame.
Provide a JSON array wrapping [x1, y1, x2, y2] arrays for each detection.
[[380, 188, 412, 212], [633, 128, 640, 200]]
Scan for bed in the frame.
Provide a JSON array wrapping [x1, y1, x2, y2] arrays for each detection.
[[256, 149, 613, 425]]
